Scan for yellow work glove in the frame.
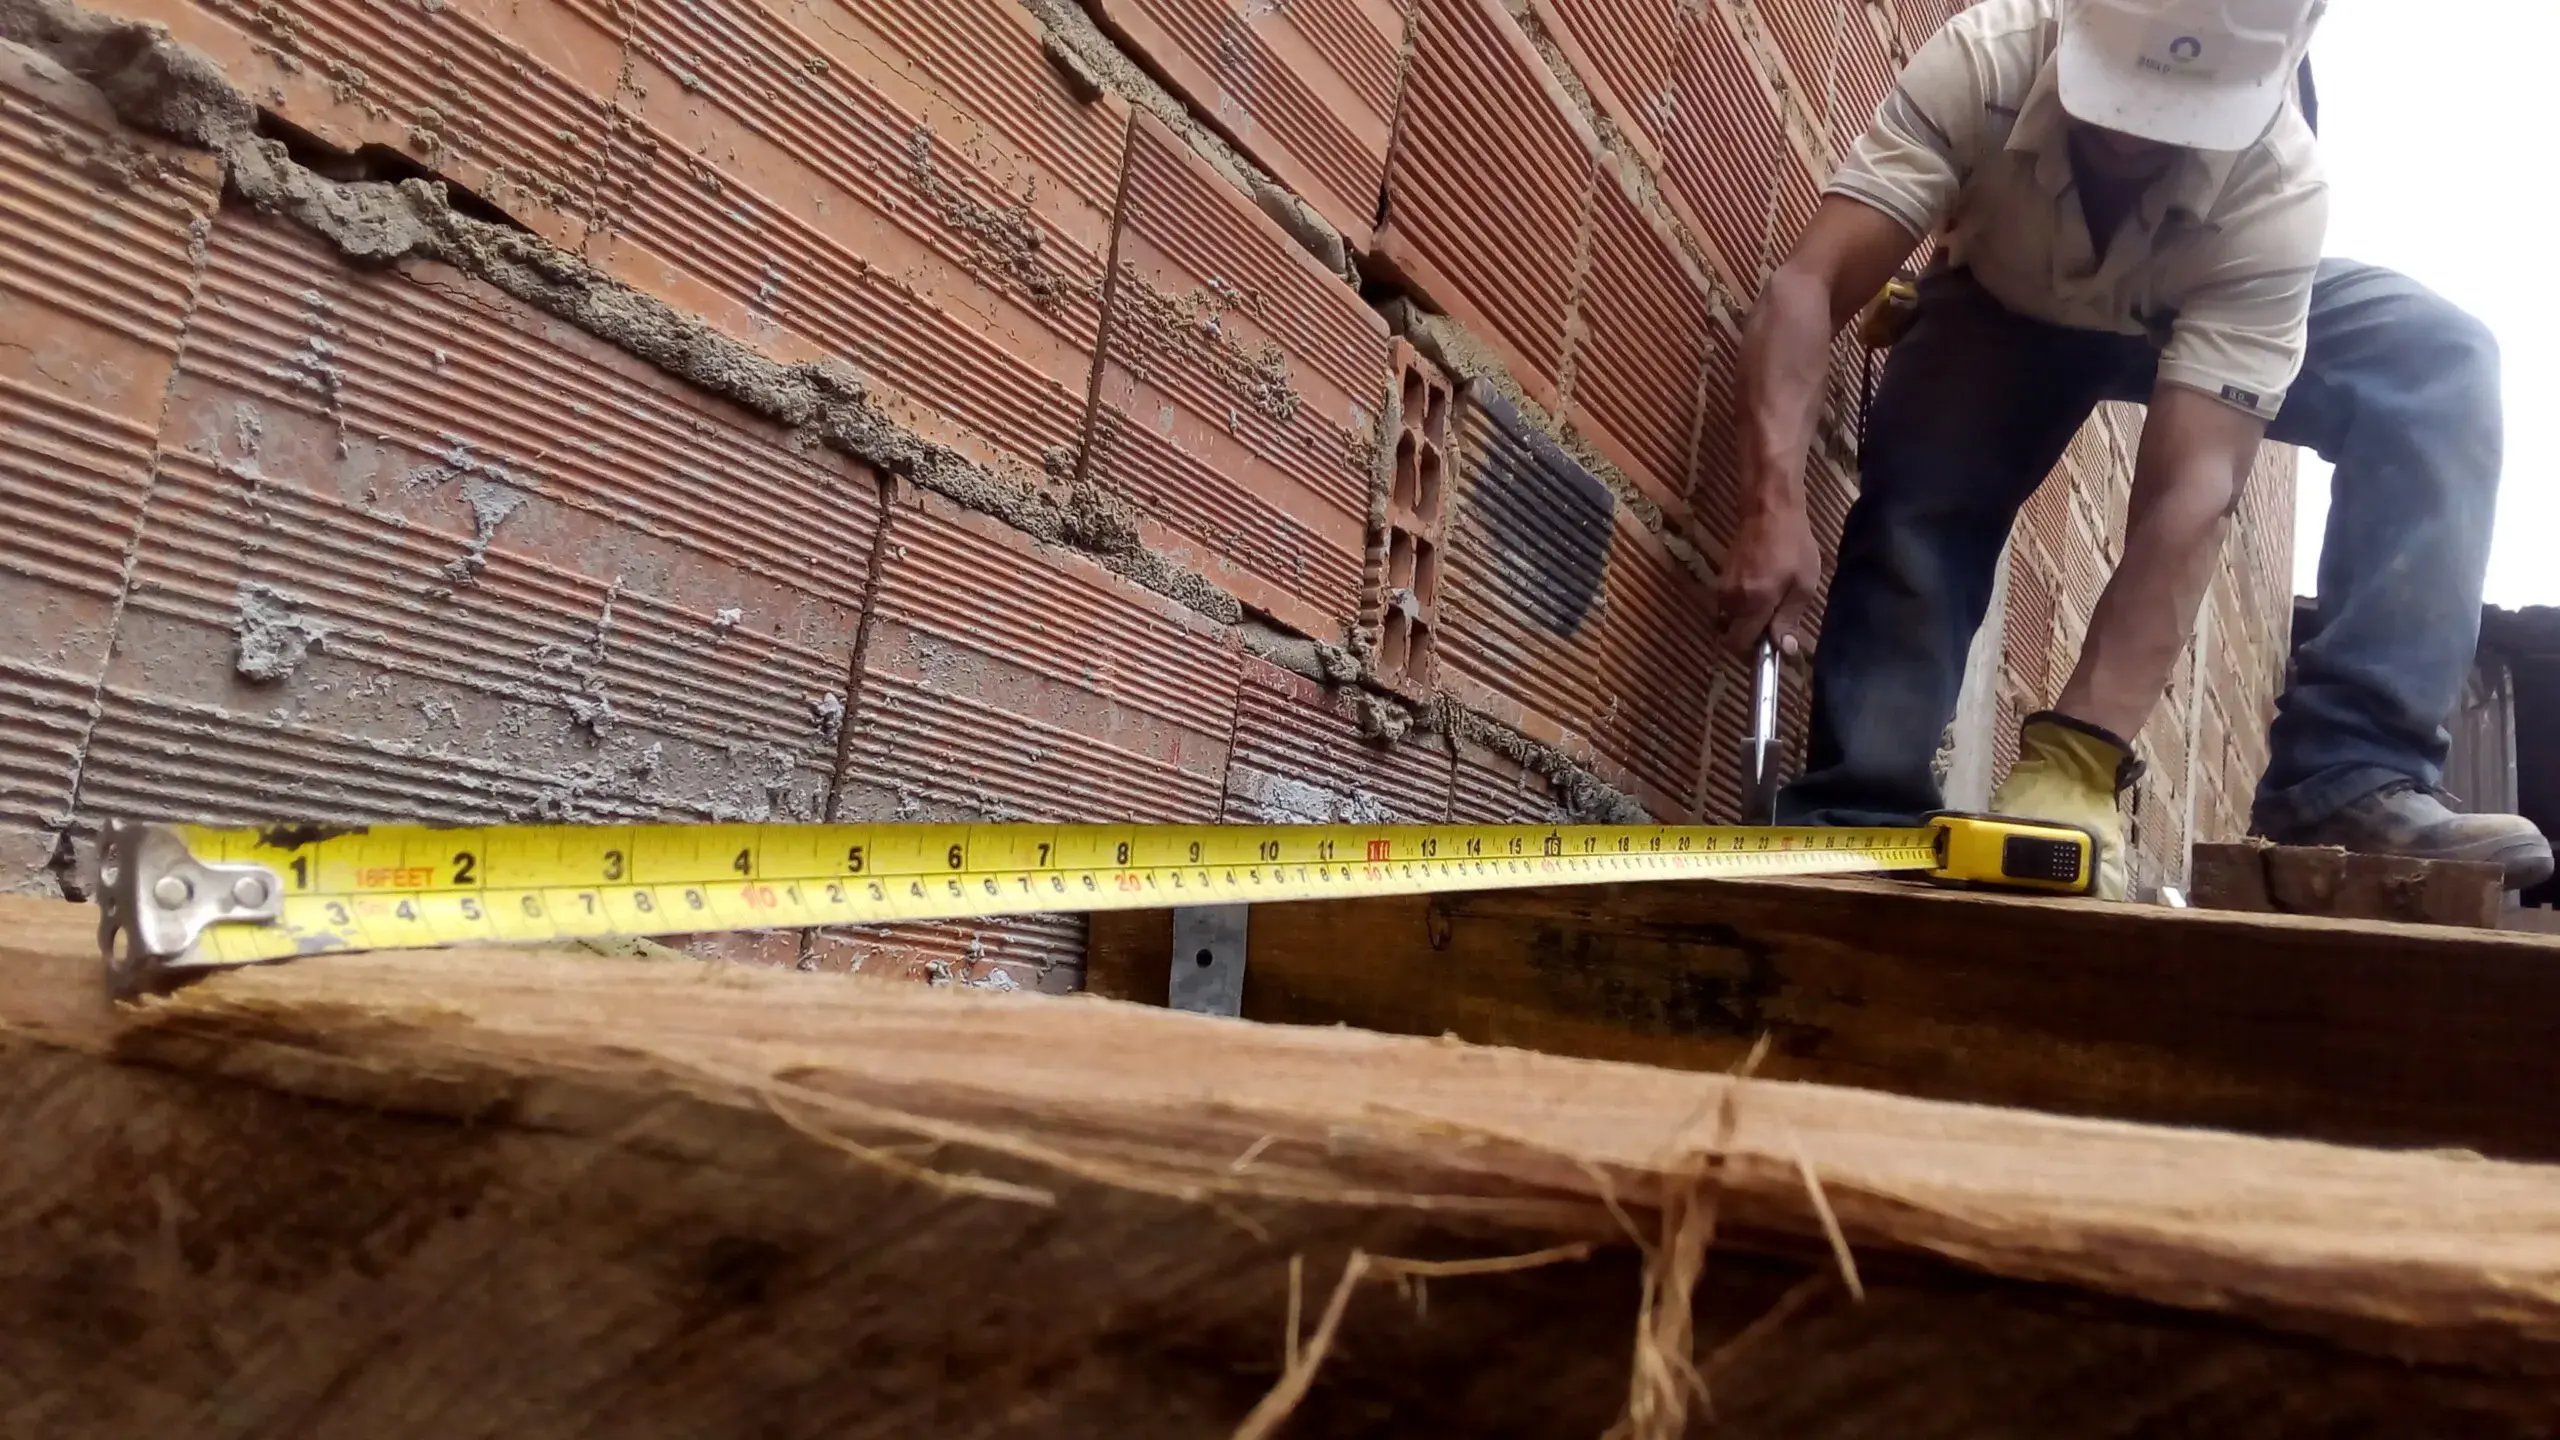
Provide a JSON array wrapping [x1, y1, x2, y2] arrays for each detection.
[[1987, 712, 2144, 901]]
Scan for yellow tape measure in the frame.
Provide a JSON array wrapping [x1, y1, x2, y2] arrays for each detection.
[[94, 814, 2092, 994]]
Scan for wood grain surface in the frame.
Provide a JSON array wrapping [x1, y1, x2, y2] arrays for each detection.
[[11, 896, 2560, 1436]]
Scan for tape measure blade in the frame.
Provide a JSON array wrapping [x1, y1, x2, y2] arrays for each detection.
[[161, 821, 1945, 964]]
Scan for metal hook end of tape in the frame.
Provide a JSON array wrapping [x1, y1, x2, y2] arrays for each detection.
[[95, 819, 285, 999]]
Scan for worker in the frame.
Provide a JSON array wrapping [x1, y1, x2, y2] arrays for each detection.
[[1717, 0, 2554, 899]]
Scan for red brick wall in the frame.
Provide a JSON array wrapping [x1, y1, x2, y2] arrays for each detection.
[[0, 50, 221, 881], [2, 0, 2295, 966]]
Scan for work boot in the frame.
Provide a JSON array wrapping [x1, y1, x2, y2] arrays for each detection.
[[2259, 781, 2555, 890]]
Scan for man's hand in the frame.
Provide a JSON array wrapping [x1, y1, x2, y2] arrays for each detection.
[[1717, 500, 1822, 655], [1989, 712, 2141, 900]]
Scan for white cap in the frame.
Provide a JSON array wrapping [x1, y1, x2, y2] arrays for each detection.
[[2057, 0, 2326, 151]]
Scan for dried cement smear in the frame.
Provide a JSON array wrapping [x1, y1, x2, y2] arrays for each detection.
[[1248, 774, 1393, 826], [1011, 0, 1352, 282], [1348, 691, 1411, 743], [0, 0, 251, 147], [455, 476, 528, 570], [1237, 617, 1361, 686], [220, 136, 1248, 625], [1112, 270, 1301, 426], [234, 582, 330, 683], [810, 690, 845, 742], [1438, 699, 1648, 824], [1037, 28, 1107, 102], [224, 135, 442, 262], [407, 438, 529, 586], [904, 125, 1084, 311], [534, 580, 620, 742]]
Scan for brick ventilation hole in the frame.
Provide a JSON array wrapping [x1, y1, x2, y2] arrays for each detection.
[[1366, 339, 1454, 696]]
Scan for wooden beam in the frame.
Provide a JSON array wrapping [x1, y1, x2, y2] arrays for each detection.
[[1090, 876, 2560, 1161], [10, 896, 2560, 1433], [2508, 907, 2560, 936]]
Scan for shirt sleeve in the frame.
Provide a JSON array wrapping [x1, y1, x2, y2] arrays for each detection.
[[2156, 179, 2330, 422], [1824, 23, 1984, 240]]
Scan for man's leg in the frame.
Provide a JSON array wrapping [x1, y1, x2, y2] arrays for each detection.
[[1780, 271, 2142, 825], [2256, 260, 2552, 884]]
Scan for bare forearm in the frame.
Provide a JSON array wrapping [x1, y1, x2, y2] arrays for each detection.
[[2058, 439, 2252, 738], [1717, 197, 1917, 652], [1737, 267, 1841, 517]]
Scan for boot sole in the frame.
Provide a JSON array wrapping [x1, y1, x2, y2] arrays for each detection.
[[2500, 843, 2559, 892], [2420, 834, 2555, 891]]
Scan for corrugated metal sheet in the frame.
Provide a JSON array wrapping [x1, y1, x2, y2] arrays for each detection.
[[2446, 659, 2520, 817]]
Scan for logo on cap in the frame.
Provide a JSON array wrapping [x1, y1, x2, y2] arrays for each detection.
[[2169, 34, 2204, 62]]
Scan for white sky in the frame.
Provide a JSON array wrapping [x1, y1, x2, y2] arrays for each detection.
[[2290, 3, 2557, 607]]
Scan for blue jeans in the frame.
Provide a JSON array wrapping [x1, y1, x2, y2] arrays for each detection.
[[1780, 261, 2505, 833]]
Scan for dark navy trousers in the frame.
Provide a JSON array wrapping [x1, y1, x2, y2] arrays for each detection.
[[1779, 261, 2505, 833]]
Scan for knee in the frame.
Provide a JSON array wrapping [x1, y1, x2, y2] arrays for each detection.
[[1836, 485, 1954, 591], [2389, 289, 2502, 402], [2334, 283, 2504, 471], [2429, 300, 2500, 387], [2418, 303, 2504, 478]]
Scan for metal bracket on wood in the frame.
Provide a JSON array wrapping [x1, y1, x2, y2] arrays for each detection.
[[1168, 905, 1248, 1016]]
